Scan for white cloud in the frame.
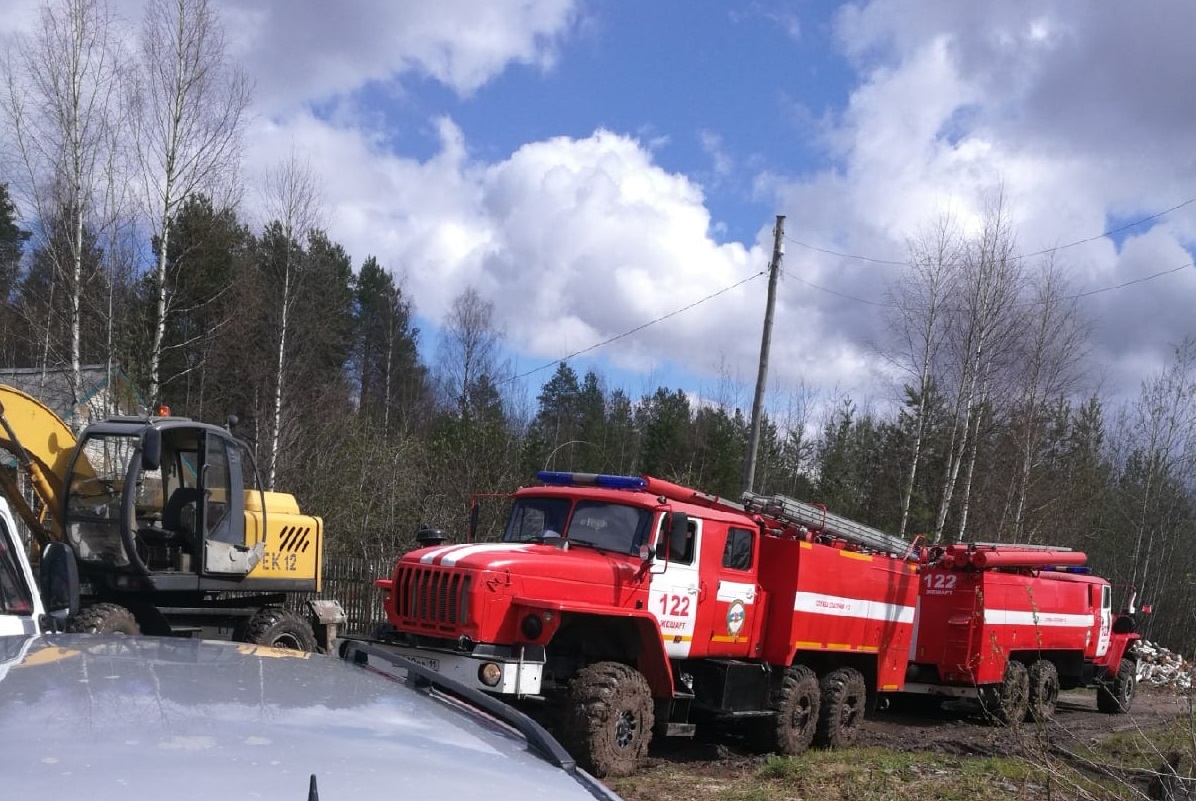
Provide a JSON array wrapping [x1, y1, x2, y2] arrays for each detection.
[[758, 0, 1196, 407], [216, 0, 579, 113], [248, 116, 783, 384]]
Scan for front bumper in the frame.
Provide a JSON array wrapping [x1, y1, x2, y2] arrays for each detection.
[[376, 642, 545, 695]]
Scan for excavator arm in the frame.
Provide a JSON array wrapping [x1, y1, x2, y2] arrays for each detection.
[[0, 384, 80, 545]]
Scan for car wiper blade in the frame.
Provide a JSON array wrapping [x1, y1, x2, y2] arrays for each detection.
[[340, 639, 577, 772]]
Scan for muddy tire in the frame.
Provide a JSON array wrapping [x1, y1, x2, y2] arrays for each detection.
[[560, 661, 654, 778], [815, 667, 867, 749], [68, 602, 141, 635], [750, 664, 820, 756], [1097, 658, 1136, 714], [981, 660, 1030, 726], [237, 606, 317, 651], [1027, 660, 1059, 721]]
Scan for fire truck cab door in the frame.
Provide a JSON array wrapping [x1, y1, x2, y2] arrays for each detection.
[[648, 515, 701, 658], [705, 524, 759, 659], [1096, 583, 1112, 658]]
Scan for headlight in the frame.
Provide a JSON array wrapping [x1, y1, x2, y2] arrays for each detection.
[[478, 662, 502, 687], [520, 613, 543, 640]]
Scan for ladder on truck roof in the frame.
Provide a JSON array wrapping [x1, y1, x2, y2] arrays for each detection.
[[741, 492, 913, 558]]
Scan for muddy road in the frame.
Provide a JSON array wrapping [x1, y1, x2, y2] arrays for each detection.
[[646, 685, 1192, 768]]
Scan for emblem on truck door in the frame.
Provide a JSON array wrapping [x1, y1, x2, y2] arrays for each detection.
[[727, 600, 746, 637]]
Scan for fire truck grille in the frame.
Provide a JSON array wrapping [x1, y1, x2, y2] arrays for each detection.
[[395, 566, 470, 631]]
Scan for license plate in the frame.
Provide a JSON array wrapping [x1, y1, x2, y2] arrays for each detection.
[[406, 655, 440, 671]]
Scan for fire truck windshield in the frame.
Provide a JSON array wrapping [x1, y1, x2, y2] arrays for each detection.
[[502, 498, 652, 555]]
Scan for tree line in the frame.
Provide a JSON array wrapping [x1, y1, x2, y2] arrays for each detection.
[[3, 0, 1194, 655]]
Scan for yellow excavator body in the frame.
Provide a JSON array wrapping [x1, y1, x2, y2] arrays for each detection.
[[0, 385, 80, 544], [0, 382, 339, 650]]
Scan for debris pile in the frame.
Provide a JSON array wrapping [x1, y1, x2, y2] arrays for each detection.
[[1135, 640, 1194, 691]]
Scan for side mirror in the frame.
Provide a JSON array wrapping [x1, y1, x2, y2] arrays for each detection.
[[39, 542, 80, 620], [141, 428, 162, 471], [468, 501, 479, 544], [638, 543, 656, 561]]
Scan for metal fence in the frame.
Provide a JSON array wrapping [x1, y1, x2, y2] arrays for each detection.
[[290, 555, 394, 636]]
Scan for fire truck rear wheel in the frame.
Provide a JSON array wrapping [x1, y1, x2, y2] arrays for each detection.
[[982, 660, 1029, 726], [1027, 660, 1059, 721], [237, 606, 318, 652], [753, 664, 820, 756], [68, 602, 141, 635], [815, 667, 867, 749], [1097, 658, 1136, 714], [561, 661, 654, 778]]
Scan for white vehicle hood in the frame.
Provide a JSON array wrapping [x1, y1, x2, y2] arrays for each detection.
[[0, 634, 620, 801]]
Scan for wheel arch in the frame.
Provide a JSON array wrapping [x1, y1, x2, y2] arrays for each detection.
[[548, 610, 674, 698]]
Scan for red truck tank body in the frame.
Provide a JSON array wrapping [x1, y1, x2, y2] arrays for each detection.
[[914, 565, 1107, 685], [903, 543, 1141, 722], [758, 537, 918, 689]]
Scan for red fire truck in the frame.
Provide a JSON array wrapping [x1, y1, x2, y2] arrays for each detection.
[[374, 471, 920, 777], [898, 543, 1142, 723]]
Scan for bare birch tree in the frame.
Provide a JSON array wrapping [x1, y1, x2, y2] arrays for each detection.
[[259, 152, 323, 489], [1120, 340, 1196, 616], [437, 286, 503, 418], [133, 0, 250, 405], [1006, 255, 1088, 542], [885, 211, 963, 538], [0, 0, 127, 409], [936, 191, 1024, 542]]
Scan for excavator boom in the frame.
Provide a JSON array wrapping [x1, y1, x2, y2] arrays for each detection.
[[0, 385, 82, 544]]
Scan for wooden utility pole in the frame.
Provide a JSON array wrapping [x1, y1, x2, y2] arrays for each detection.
[[742, 215, 785, 495]]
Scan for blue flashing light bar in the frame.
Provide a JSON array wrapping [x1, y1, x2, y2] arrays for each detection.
[[1041, 566, 1092, 574], [536, 471, 647, 491]]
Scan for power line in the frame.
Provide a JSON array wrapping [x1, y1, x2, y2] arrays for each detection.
[[784, 195, 1196, 267], [792, 258, 1195, 309], [1071, 262, 1194, 299], [503, 268, 768, 385]]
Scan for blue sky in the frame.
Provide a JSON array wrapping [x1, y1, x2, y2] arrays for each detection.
[[4, 1, 1195, 426]]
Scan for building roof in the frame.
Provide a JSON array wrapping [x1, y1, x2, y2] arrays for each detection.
[[0, 364, 142, 424]]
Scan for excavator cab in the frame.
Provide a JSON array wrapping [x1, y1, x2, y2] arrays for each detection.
[[61, 417, 251, 585]]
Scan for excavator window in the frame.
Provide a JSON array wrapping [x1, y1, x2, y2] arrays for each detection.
[[203, 434, 236, 544]]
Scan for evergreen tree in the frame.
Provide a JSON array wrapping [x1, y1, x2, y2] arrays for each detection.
[[353, 256, 427, 435], [638, 387, 693, 481], [0, 184, 31, 365]]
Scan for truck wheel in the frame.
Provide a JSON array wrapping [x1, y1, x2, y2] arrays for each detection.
[[68, 602, 141, 635], [238, 607, 317, 651], [815, 667, 867, 749], [1027, 660, 1059, 721], [561, 661, 654, 778], [981, 660, 1029, 726], [750, 664, 820, 756], [1097, 658, 1136, 714]]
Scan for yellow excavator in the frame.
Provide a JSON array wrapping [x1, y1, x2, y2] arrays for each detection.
[[0, 384, 344, 651]]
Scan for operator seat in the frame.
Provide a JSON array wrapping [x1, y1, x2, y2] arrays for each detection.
[[162, 487, 203, 537]]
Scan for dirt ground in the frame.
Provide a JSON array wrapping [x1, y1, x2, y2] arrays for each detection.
[[640, 685, 1193, 776]]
